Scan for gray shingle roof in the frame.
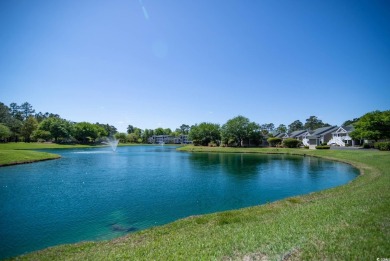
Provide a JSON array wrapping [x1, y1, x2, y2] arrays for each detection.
[[342, 125, 355, 132], [289, 130, 306, 138], [274, 132, 287, 138], [307, 126, 338, 139]]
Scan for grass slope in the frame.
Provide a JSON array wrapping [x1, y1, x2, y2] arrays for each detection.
[[0, 143, 98, 166], [0, 150, 60, 166], [10, 146, 390, 260]]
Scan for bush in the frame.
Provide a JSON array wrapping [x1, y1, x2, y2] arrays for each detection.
[[192, 139, 202, 146], [374, 141, 390, 151], [267, 137, 282, 147], [283, 138, 301, 148], [208, 141, 218, 147], [362, 143, 372, 149], [315, 145, 330, 149]]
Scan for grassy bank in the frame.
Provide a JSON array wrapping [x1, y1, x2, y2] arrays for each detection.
[[9, 146, 389, 260], [0, 150, 61, 166], [0, 143, 93, 166], [0, 142, 94, 150]]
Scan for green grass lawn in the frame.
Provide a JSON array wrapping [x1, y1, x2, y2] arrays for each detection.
[[0, 142, 95, 150], [0, 150, 60, 166], [0, 142, 94, 166], [8, 146, 389, 260]]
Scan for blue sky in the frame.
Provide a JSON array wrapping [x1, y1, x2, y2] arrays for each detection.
[[1, 0, 389, 132]]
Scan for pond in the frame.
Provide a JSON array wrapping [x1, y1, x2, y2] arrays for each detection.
[[0, 145, 359, 259]]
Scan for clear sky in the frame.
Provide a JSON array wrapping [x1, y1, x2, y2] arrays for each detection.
[[1, 0, 389, 132]]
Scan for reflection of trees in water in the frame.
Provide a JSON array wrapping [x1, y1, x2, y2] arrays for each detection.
[[188, 153, 276, 178], [306, 156, 329, 179], [305, 156, 358, 179], [188, 153, 321, 180]]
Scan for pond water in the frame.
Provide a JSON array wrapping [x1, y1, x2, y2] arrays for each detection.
[[0, 145, 359, 259]]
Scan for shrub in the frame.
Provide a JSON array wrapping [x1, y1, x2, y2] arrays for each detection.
[[208, 141, 218, 147], [315, 145, 330, 149], [283, 138, 301, 148], [362, 143, 372, 149], [304, 146, 309, 149], [374, 141, 390, 151], [267, 137, 282, 147], [192, 139, 202, 146]]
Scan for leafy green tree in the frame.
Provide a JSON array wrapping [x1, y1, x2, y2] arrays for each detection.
[[172, 130, 181, 137], [19, 102, 35, 120], [288, 120, 303, 132], [21, 116, 38, 142], [7, 118, 23, 142], [246, 122, 263, 146], [304, 116, 330, 130], [179, 124, 190, 134], [0, 123, 11, 141], [350, 110, 390, 141], [142, 129, 154, 143], [164, 128, 172, 135], [35, 112, 50, 123], [38, 117, 73, 142], [9, 103, 23, 121], [127, 133, 140, 143], [127, 125, 134, 134], [154, 127, 164, 135], [189, 122, 221, 146], [32, 129, 52, 141], [125, 127, 142, 143], [342, 118, 360, 126], [0, 102, 12, 124], [114, 132, 127, 143], [73, 122, 106, 144], [275, 124, 287, 134], [260, 123, 274, 135], [134, 127, 143, 137], [96, 123, 117, 136], [221, 116, 261, 147]]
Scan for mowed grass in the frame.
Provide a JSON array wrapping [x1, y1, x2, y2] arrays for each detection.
[[0, 150, 60, 166], [0, 142, 93, 151], [0, 143, 104, 166], [8, 146, 389, 260]]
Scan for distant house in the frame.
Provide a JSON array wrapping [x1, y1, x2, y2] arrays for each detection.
[[307, 126, 339, 149], [148, 135, 191, 144], [173, 135, 191, 144], [148, 135, 172, 144], [327, 125, 360, 147]]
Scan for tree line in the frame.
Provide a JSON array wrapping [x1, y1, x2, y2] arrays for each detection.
[[1, 101, 388, 146], [187, 111, 389, 147], [0, 102, 191, 144], [188, 115, 333, 147], [0, 102, 118, 143]]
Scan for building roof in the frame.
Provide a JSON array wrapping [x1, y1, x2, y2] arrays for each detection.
[[308, 126, 338, 139], [274, 132, 288, 138], [288, 130, 307, 138], [342, 125, 355, 132]]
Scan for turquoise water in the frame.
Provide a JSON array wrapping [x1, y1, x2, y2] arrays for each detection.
[[0, 146, 358, 259]]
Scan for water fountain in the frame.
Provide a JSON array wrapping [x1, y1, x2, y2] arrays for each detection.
[[104, 137, 119, 152]]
